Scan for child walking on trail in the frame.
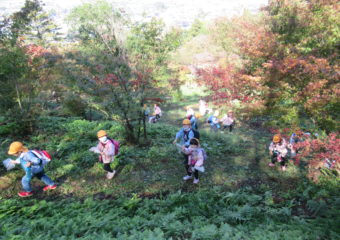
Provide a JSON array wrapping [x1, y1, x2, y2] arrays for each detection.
[[90, 130, 117, 179], [173, 119, 195, 147], [269, 134, 289, 171], [154, 104, 162, 120], [221, 110, 235, 132], [149, 104, 162, 123], [207, 110, 220, 131], [173, 119, 196, 169], [182, 138, 206, 184], [7, 142, 57, 197]]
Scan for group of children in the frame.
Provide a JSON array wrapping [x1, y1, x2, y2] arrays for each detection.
[[6, 130, 118, 197], [4, 100, 312, 197], [207, 110, 236, 132], [172, 103, 236, 184]]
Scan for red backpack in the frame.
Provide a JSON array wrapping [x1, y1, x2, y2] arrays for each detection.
[[31, 150, 52, 166], [100, 138, 120, 156], [110, 139, 120, 156]]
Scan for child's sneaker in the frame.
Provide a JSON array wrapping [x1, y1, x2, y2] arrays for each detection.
[[183, 175, 193, 181], [107, 170, 116, 179], [193, 178, 199, 184], [18, 191, 33, 197], [268, 163, 275, 167], [43, 185, 57, 191]]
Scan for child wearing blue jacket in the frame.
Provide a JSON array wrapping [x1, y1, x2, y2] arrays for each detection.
[[8, 142, 56, 197], [173, 119, 195, 176]]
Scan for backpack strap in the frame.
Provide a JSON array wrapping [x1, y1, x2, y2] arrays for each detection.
[[30, 150, 43, 165], [184, 129, 192, 141]]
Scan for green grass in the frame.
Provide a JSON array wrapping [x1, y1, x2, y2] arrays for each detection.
[[0, 89, 339, 239], [0, 187, 339, 240]]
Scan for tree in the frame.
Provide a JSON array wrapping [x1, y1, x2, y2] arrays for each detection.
[[66, 1, 173, 143], [262, 0, 339, 131], [0, 0, 59, 134]]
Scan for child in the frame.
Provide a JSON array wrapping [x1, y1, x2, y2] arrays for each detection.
[[143, 104, 150, 118], [173, 119, 195, 167], [189, 114, 198, 130], [221, 110, 235, 132], [289, 129, 311, 158], [149, 104, 162, 123], [207, 110, 220, 131], [182, 138, 205, 184], [154, 104, 162, 120], [269, 134, 289, 171], [199, 99, 207, 116], [186, 106, 195, 119], [90, 130, 116, 179], [7, 141, 56, 197]]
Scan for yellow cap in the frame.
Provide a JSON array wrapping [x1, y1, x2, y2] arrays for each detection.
[[8, 142, 28, 155], [273, 134, 281, 143], [182, 119, 191, 125], [97, 130, 107, 138]]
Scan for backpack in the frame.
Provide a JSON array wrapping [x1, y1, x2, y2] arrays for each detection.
[[31, 150, 52, 166], [200, 148, 208, 162], [192, 129, 200, 139], [106, 138, 120, 156], [185, 129, 200, 140]]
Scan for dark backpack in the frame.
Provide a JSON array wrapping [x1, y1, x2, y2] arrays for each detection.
[[185, 129, 200, 140], [192, 129, 200, 139]]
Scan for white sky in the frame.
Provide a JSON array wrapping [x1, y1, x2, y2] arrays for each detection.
[[0, 0, 268, 29]]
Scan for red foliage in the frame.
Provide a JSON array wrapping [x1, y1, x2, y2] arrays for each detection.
[[24, 44, 49, 65], [295, 133, 340, 181], [196, 64, 264, 106]]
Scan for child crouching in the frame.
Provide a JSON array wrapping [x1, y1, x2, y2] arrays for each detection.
[[182, 138, 206, 184]]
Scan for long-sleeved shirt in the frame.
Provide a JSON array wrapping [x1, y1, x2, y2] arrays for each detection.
[[14, 151, 44, 174], [221, 115, 234, 126], [182, 146, 204, 166], [154, 106, 162, 116], [96, 140, 115, 163], [269, 139, 288, 157], [175, 128, 195, 147]]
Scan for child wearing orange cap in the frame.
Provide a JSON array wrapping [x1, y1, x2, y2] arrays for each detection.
[[90, 130, 116, 179], [269, 134, 289, 171], [7, 142, 56, 197]]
